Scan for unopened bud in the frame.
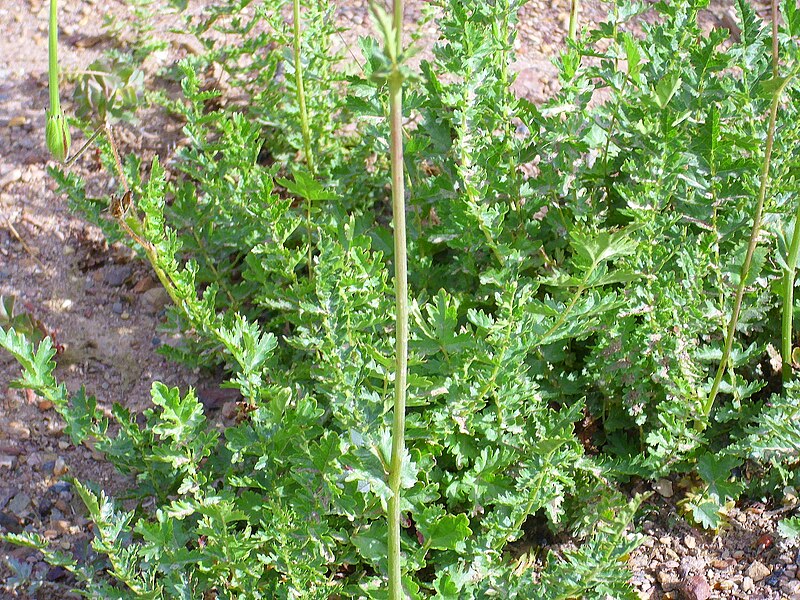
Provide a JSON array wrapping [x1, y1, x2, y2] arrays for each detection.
[[46, 108, 71, 162]]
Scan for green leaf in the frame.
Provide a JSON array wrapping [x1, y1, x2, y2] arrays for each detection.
[[690, 499, 724, 530], [277, 168, 337, 202], [570, 226, 639, 268], [654, 72, 681, 109], [351, 522, 388, 568], [785, 0, 800, 36], [779, 517, 800, 539], [697, 453, 744, 501], [150, 383, 206, 443], [417, 508, 471, 551], [622, 33, 641, 84]]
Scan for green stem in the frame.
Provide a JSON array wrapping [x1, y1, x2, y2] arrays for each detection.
[[292, 0, 316, 281], [782, 204, 800, 382], [387, 1, 407, 597], [701, 71, 795, 425], [48, 0, 60, 113], [568, 0, 580, 42]]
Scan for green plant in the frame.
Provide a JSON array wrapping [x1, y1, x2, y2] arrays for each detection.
[[6, 0, 800, 596]]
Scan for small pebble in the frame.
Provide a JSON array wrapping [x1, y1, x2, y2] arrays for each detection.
[[742, 576, 754, 592], [683, 574, 711, 600], [7, 492, 31, 517], [38, 398, 54, 411], [0, 455, 16, 470], [655, 479, 674, 498], [747, 560, 771, 582], [49, 481, 71, 494], [717, 579, 734, 591], [7, 421, 31, 440], [104, 264, 132, 287], [53, 457, 68, 476], [658, 571, 679, 591], [111, 301, 124, 315]]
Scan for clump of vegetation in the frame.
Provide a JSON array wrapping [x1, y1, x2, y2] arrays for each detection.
[[3, 0, 800, 597]]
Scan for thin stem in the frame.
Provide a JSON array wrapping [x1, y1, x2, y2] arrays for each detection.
[[292, 0, 316, 281], [48, 0, 59, 113], [568, 0, 580, 42], [772, 0, 779, 78], [701, 71, 795, 425], [782, 204, 800, 382], [387, 1, 407, 597]]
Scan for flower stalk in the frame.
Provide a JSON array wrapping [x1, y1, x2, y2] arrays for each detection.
[[292, 0, 317, 281], [46, 0, 70, 162], [702, 69, 796, 424], [370, 0, 409, 597]]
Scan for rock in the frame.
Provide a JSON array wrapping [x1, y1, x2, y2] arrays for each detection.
[[48, 481, 72, 494], [6, 421, 30, 440], [0, 168, 22, 188], [142, 286, 170, 312], [711, 559, 729, 569], [684, 534, 696, 550], [716, 579, 734, 591], [679, 557, 705, 578], [0, 445, 23, 456], [742, 576, 754, 592], [682, 574, 711, 600], [655, 479, 674, 498], [658, 571, 680, 592], [111, 301, 124, 315], [132, 275, 156, 293], [53, 457, 67, 476], [747, 560, 771, 582], [0, 511, 22, 533], [0, 455, 16, 470], [104, 264, 133, 287], [7, 491, 31, 517], [38, 398, 53, 411], [52, 519, 70, 534]]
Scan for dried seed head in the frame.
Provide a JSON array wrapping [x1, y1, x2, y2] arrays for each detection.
[[45, 108, 71, 162]]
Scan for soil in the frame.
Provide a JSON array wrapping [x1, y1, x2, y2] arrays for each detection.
[[0, 0, 797, 599]]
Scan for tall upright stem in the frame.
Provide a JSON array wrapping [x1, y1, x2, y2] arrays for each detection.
[[48, 0, 60, 113], [293, 0, 316, 280], [387, 0, 407, 597], [702, 72, 795, 425], [568, 0, 580, 42], [782, 204, 800, 382]]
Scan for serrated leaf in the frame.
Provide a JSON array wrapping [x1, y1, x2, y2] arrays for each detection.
[[690, 499, 724, 530], [277, 168, 337, 202], [417, 509, 471, 551], [779, 517, 800, 539], [654, 72, 681, 109]]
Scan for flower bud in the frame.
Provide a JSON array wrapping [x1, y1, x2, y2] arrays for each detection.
[[46, 108, 71, 162]]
